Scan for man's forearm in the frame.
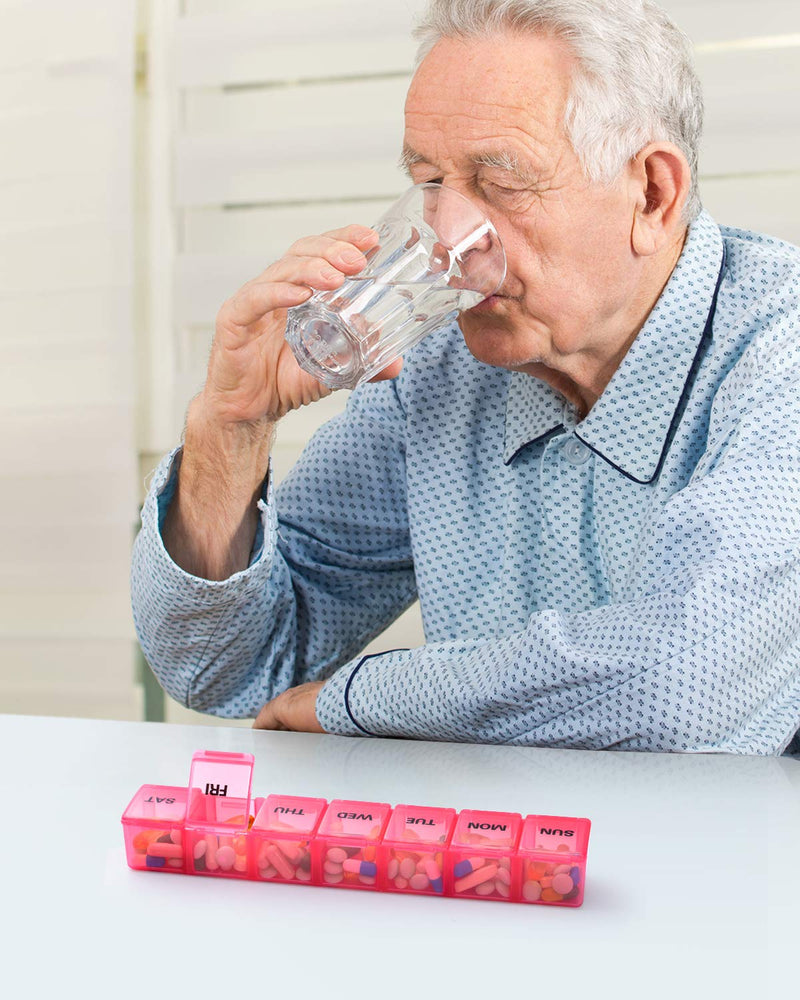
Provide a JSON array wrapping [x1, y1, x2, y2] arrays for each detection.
[[161, 395, 277, 581]]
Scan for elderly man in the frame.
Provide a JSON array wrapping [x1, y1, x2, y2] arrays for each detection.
[[132, 0, 800, 753]]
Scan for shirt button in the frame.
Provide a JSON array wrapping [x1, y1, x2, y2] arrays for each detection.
[[562, 437, 590, 465]]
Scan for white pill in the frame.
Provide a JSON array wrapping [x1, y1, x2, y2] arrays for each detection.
[[409, 873, 430, 891]]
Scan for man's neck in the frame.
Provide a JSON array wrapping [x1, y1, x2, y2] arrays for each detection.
[[523, 227, 689, 421]]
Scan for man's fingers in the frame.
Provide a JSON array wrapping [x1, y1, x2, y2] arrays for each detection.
[[369, 358, 404, 382], [225, 281, 313, 329]]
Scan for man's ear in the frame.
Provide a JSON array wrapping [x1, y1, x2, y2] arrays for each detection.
[[629, 142, 692, 256]]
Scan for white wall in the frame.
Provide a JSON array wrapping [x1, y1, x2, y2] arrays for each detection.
[[0, 0, 140, 719]]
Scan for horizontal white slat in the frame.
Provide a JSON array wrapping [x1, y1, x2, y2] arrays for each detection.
[[183, 76, 409, 137], [183, 199, 396, 254], [176, 134, 404, 207], [0, 104, 130, 186], [0, 526, 133, 588], [175, 2, 425, 87], [0, 472, 137, 529], [0, 636, 136, 684], [0, 0, 134, 68], [0, 355, 134, 411], [0, 289, 132, 353], [0, 219, 131, 295], [0, 590, 136, 640], [2, 407, 139, 477], [700, 173, 800, 247], [0, 172, 128, 234], [1, 683, 142, 721]]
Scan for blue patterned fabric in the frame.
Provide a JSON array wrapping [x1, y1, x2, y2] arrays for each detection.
[[131, 211, 800, 753]]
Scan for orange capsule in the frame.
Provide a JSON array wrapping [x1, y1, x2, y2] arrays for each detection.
[[363, 845, 376, 862], [233, 836, 248, 855], [541, 888, 564, 902]]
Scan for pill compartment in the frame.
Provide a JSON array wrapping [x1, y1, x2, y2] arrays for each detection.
[[184, 750, 255, 878], [250, 794, 327, 884], [517, 814, 592, 906], [121, 784, 188, 873], [379, 803, 456, 895], [448, 809, 523, 901], [314, 799, 392, 889]]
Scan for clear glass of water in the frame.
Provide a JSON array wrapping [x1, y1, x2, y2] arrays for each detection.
[[285, 183, 506, 389]]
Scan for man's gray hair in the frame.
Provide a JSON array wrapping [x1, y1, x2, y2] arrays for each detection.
[[413, 0, 704, 222]]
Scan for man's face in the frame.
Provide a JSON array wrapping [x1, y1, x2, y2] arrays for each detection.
[[403, 32, 644, 383]]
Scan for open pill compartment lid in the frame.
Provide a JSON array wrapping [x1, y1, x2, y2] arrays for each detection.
[[185, 750, 255, 828]]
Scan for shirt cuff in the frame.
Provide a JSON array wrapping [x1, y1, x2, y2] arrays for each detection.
[[142, 446, 277, 604], [315, 649, 412, 737]]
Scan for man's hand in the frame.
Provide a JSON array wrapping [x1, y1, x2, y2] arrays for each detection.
[[252, 681, 327, 733]]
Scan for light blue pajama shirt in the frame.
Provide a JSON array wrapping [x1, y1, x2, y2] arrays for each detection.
[[131, 211, 800, 754]]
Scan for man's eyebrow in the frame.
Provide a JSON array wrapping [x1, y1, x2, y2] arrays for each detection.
[[470, 150, 537, 183], [399, 145, 537, 183], [399, 145, 425, 176]]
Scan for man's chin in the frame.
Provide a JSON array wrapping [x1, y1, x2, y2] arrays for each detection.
[[458, 315, 530, 370]]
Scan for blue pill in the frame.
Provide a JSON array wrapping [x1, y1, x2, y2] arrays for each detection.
[[569, 866, 581, 884], [361, 861, 377, 878], [431, 877, 444, 893], [454, 860, 473, 878], [146, 855, 166, 868]]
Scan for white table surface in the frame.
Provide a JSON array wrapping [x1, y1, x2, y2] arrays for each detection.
[[3, 714, 798, 998]]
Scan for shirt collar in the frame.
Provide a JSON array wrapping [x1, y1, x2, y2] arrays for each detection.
[[503, 211, 726, 479]]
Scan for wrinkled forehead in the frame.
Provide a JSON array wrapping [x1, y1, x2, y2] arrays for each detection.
[[404, 32, 574, 164]]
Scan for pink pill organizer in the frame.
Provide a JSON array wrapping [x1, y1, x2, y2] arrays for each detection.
[[121, 750, 591, 906]]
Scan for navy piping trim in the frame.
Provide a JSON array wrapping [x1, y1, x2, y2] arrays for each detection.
[[575, 245, 728, 487], [343, 648, 410, 736], [504, 425, 564, 466]]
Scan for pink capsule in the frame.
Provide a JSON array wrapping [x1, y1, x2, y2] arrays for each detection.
[[454, 863, 498, 894], [147, 842, 183, 860], [205, 834, 219, 871], [266, 845, 294, 880], [423, 858, 442, 881], [276, 840, 305, 865]]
